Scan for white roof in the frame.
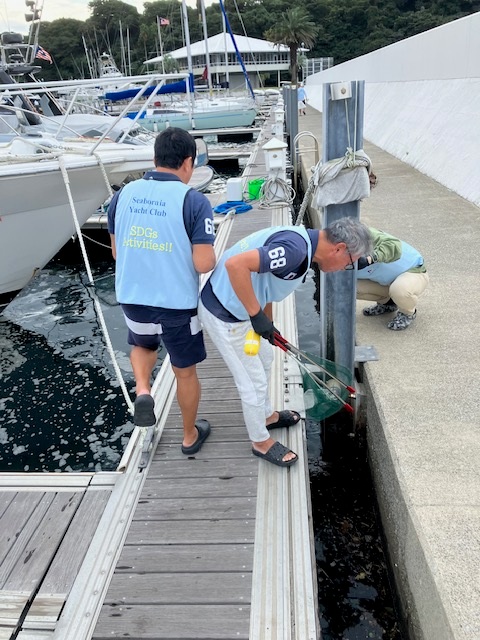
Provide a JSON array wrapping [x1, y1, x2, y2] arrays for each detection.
[[145, 32, 289, 64]]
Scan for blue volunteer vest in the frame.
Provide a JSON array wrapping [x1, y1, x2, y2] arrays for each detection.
[[210, 226, 312, 320], [357, 241, 423, 286], [114, 179, 199, 308]]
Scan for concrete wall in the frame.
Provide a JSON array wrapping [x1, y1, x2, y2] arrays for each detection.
[[305, 12, 480, 206]]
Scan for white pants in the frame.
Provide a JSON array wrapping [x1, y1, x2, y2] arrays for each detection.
[[198, 300, 273, 442]]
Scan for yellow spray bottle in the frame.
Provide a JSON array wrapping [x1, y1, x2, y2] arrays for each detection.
[[244, 329, 261, 355]]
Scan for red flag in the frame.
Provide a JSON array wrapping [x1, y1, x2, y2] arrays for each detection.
[[35, 45, 52, 64], [159, 17, 170, 26], [202, 66, 208, 80]]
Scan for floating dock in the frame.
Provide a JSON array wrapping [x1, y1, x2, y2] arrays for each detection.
[[0, 108, 319, 640]]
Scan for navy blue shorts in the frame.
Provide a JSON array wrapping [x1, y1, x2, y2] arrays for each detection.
[[121, 304, 206, 369]]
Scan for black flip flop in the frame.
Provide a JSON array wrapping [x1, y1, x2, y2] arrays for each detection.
[[181, 419, 211, 455], [133, 394, 156, 427], [266, 410, 301, 430], [252, 441, 298, 467]]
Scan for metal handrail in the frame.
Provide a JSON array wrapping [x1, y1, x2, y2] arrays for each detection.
[[292, 130, 319, 192]]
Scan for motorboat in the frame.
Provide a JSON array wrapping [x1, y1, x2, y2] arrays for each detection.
[[0, 73, 214, 310]]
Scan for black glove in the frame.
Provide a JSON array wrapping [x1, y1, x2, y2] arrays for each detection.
[[249, 310, 276, 345], [357, 256, 370, 270]]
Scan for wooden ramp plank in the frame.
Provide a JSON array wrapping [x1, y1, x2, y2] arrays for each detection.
[[153, 441, 253, 461], [126, 519, 255, 545], [159, 426, 249, 445], [133, 496, 256, 520], [104, 572, 251, 605], [147, 457, 257, 479], [142, 475, 257, 499], [116, 543, 253, 574], [93, 604, 250, 639]]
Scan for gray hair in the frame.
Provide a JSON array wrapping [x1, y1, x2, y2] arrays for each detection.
[[325, 217, 372, 256]]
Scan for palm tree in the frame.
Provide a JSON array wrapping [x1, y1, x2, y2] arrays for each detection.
[[264, 7, 318, 83]]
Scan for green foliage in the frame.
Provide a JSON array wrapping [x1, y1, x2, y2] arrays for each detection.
[[26, 0, 479, 80], [264, 7, 318, 81]]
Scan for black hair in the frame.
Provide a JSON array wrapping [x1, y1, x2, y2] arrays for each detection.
[[154, 127, 197, 169]]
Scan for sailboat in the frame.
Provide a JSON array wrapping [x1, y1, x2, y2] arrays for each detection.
[[107, 0, 258, 132]]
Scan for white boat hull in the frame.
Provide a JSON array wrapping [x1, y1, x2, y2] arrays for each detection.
[[0, 147, 155, 301], [0, 162, 111, 297]]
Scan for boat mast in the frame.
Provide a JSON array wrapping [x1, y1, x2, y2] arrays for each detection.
[[199, 0, 213, 97], [218, 0, 255, 99], [222, 14, 230, 90], [180, 0, 195, 113]]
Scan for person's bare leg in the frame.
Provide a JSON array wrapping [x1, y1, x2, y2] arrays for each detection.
[[130, 346, 158, 395], [172, 364, 201, 448]]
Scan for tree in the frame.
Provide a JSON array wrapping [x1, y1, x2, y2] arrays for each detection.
[[264, 6, 318, 82]]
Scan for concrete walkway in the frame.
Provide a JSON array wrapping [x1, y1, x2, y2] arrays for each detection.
[[298, 106, 479, 640]]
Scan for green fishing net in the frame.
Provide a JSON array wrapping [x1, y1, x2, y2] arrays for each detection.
[[299, 353, 354, 420]]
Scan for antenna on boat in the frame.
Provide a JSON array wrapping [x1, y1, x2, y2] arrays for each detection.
[[24, 0, 43, 66]]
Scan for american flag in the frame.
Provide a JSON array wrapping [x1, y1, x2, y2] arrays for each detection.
[[159, 17, 170, 26], [35, 45, 53, 64]]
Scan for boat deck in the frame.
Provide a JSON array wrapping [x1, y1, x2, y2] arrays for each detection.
[[0, 109, 319, 640]]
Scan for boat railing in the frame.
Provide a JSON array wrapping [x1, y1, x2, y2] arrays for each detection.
[[0, 72, 191, 154]]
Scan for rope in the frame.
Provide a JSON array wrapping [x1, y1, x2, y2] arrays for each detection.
[[58, 156, 134, 416], [295, 170, 316, 226], [81, 232, 112, 250], [258, 171, 296, 208], [93, 152, 114, 198]]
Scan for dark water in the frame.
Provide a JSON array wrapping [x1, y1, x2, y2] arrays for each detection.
[[0, 257, 135, 472], [0, 239, 403, 638], [295, 266, 404, 640]]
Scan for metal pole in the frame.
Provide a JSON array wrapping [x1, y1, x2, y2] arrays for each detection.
[[283, 86, 298, 170], [320, 80, 365, 377]]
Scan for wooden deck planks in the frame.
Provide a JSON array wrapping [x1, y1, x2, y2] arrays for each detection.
[[0, 492, 81, 591], [34, 490, 111, 595], [94, 343, 259, 639], [104, 572, 251, 605], [94, 604, 250, 639], [115, 543, 253, 574], [0, 483, 113, 638]]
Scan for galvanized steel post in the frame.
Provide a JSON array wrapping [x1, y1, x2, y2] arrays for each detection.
[[320, 81, 365, 377]]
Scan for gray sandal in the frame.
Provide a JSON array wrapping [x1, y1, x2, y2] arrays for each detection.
[[252, 441, 298, 467]]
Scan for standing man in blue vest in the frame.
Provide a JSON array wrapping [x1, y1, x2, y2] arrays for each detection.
[[357, 227, 429, 330], [198, 218, 372, 468], [108, 128, 216, 455]]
